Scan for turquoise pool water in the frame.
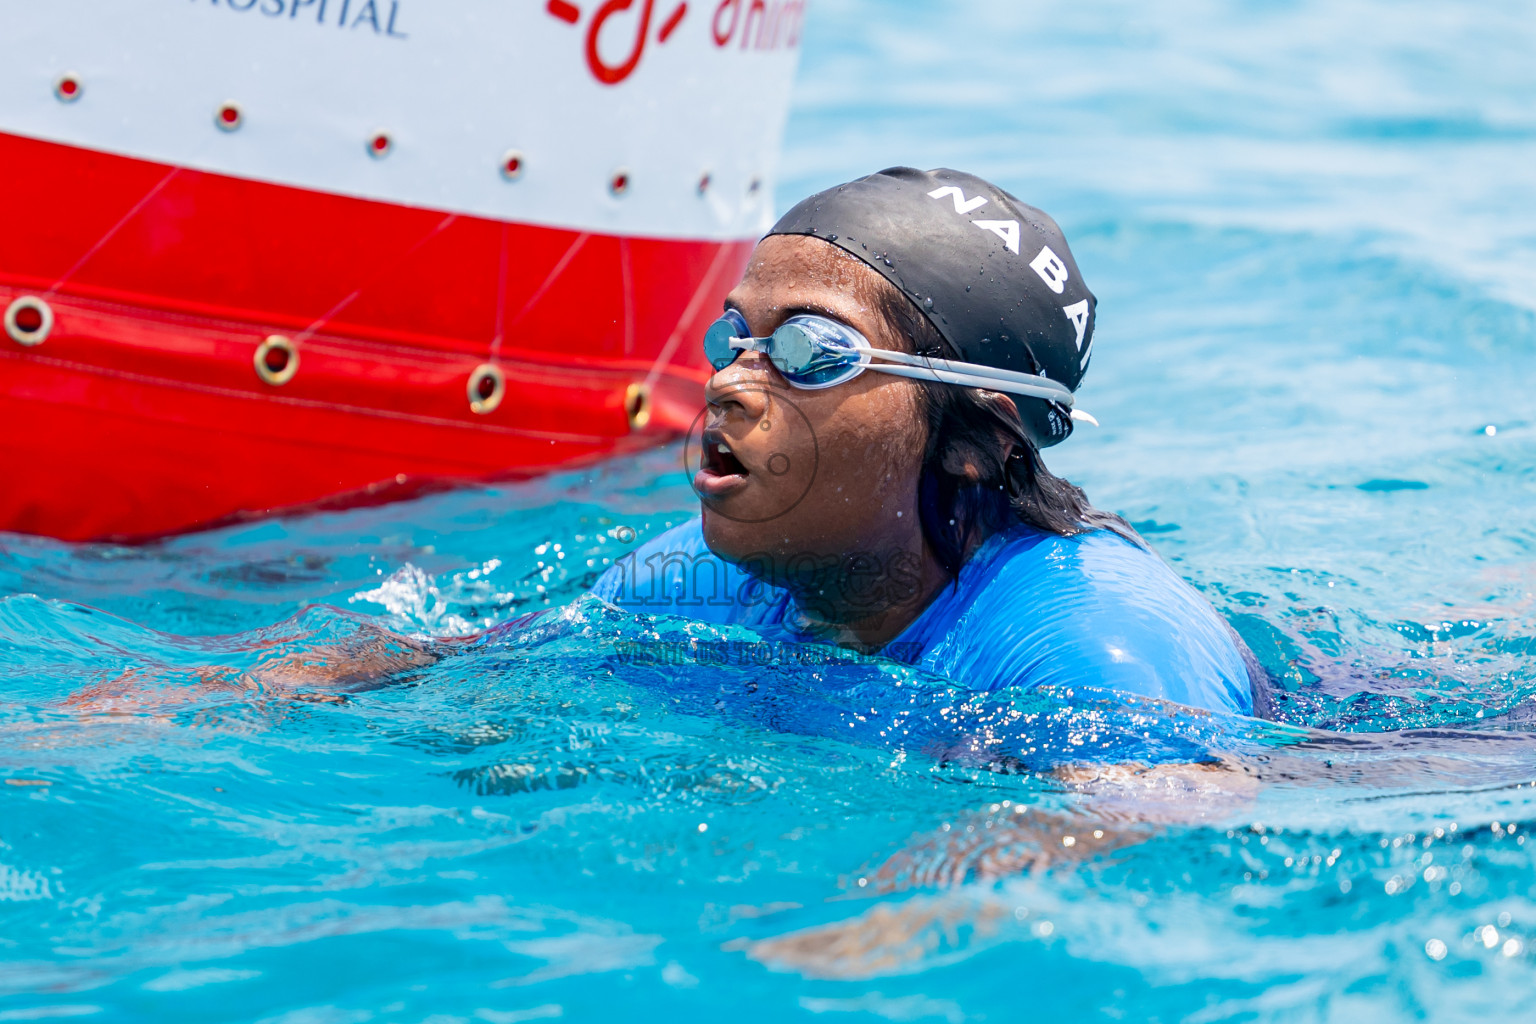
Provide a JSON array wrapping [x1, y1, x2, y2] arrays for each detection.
[[5, 1, 1536, 1020]]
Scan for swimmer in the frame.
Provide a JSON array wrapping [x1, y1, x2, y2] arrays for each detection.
[[593, 166, 1270, 718]]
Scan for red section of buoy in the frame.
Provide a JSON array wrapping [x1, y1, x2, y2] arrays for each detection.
[[55, 75, 82, 102], [546, 0, 581, 24], [0, 131, 754, 540], [216, 103, 242, 131], [369, 132, 393, 158]]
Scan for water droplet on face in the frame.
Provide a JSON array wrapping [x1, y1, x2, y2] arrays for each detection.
[[923, 297, 934, 309]]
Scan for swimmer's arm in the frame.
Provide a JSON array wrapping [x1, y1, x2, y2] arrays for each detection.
[[64, 622, 478, 716], [737, 761, 1251, 979], [235, 604, 563, 693], [225, 606, 557, 693], [235, 623, 471, 692], [738, 758, 1257, 978], [862, 758, 1256, 892]]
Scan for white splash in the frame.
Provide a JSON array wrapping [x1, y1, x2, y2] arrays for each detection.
[[349, 563, 476, 636]]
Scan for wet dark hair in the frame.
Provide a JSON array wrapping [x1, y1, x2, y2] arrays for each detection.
[[871, 282, 1144, 579]]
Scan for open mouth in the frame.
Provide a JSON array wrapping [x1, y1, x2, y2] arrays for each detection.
[[696, 430, 750, 497]]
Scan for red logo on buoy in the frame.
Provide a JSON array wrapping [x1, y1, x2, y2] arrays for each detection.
[[545, 0, 689, 86]]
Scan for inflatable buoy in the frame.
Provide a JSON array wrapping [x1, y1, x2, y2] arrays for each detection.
[[0, 0, 805, 540]]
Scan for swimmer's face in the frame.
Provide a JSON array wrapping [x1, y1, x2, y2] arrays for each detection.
[[697, 234, 929, 577]]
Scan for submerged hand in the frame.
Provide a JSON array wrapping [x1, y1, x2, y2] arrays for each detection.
[[62, 620, 458, 717], [237, 622, 446, 691], [735, 758, 1261, 979]]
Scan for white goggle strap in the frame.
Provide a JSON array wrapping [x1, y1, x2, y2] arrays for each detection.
[[730, 334, 1098, 425], [863, 348, 1071, 403]]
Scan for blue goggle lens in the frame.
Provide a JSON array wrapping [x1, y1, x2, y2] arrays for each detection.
[[701, 313, 867, 388], [703, 309, 750, 371]]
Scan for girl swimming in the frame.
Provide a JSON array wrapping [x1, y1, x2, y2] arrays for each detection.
[[591, 166, 1269, 717]]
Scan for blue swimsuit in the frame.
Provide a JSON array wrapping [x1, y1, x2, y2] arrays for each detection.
[[591, 518, 1255, 716]]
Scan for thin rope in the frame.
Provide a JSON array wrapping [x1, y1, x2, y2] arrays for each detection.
[[292, 213, 458, 344], [46, 167, 182, 297], [619, 237, 635, 357], [640, 242, 738, 394], [489, 221, 510, 361], [503, 232, 589, 333]]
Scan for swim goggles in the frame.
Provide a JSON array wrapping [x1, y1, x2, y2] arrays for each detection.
[[703, 309, 1091, 417]]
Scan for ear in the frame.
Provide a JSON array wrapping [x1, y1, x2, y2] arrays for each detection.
[[936, 393, 1023, 482], [939, 439, 988, 482], [940, 434, 1014, 483]]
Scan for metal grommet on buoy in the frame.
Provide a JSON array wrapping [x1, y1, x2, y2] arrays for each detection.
[[500, 150, 525, 181], [609, 169, 630, 197], [468, 363, 505, 415], [254, 335, 299, 386], [215, 101, 243, 132], [54, 73, 83, 104], [4, 296, 54, 347], [367, 131, 393, 159], [624, 383, 652, 431]]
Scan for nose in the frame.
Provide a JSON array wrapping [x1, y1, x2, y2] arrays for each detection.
[[704, 351, 774, 424]]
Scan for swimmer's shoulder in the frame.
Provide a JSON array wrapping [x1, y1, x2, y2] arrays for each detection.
[[590, 517, 714, 607], [589, 517, 786, 625], [911, 524, 1253, 715]]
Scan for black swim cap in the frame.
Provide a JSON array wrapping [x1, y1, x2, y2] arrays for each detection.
[[767, 167, 1096, 447]]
